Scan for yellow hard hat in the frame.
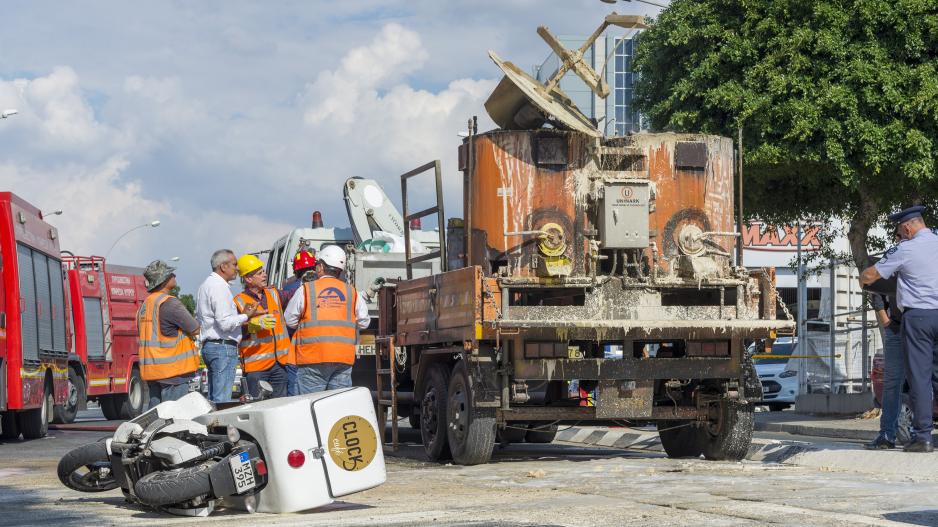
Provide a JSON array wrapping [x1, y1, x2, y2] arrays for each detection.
[[237, 254, 264, 277]]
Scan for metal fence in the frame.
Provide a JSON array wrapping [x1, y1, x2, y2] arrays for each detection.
[[792, 261, 881, 395]]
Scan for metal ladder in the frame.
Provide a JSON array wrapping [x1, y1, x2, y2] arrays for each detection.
[[400, 160, 447, 279], [374, 335, 398, 451]]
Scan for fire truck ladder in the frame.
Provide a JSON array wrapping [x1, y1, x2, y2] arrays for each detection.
[[400, 160, 447, 279], [374, 335, 398, 451]]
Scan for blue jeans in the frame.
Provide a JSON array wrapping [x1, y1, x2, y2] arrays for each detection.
[[879, 327, 906, 441], [285, 363, 299, 396], [147, 376, 197, 409], [297, 363, 352, 394], [246, 362, 288, 399], [202, 342, 239, 403]]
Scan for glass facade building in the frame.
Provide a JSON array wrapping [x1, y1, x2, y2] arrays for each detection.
[[534, 33, 645, 137]]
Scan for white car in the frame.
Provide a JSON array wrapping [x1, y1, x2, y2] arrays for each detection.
[[754, 337, 798, 411]]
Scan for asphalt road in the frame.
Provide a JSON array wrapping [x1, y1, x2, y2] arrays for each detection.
[[1, 410, 936, 527]]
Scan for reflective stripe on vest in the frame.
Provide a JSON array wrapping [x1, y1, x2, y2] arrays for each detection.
[[294, 277, 358, 366], [137, 293, 199, 381], [234, 287, 294, 372]]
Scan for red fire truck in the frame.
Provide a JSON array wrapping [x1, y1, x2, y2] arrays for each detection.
[[0, 192, 70, 439], [1, 193, 150, 440], [60, 255, 147, 423]]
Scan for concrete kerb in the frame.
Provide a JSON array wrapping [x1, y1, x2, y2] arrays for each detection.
[[555, 425, 938, 480]]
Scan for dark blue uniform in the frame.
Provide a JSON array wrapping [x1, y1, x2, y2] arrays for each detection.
[[875, 206, 938, 448]]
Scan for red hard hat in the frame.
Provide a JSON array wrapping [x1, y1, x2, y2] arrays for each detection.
[[293, 250, 317, 273]]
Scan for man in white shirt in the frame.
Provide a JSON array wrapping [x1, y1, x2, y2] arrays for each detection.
[[196, 249, 257, 402]]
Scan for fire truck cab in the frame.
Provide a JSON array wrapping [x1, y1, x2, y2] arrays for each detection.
[[0, 192, 69, 440]]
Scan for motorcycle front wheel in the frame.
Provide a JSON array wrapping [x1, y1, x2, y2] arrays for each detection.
[[134, 461, 215, 507], [57, 442, 119, 492]]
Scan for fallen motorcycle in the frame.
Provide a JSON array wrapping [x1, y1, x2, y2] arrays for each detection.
[[57, 386, 386, 515]]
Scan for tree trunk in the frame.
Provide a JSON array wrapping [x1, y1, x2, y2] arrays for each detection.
[[846, 188, 878, 272]]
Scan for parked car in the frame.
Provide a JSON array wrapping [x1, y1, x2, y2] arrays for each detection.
[[871, 352, 938, 445], [198, 366, 243, 400], [754, 337, 798, 411]]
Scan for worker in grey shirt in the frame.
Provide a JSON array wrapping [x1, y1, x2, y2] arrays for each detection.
[[141, 260, 201, 409], [861, 205, 938, 452]]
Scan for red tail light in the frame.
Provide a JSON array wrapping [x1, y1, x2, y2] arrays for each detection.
[[254, 459, 268, 476], [287, 449, 305, 468]]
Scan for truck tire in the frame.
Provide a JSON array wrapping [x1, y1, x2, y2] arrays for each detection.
[[497, 424, 527, 445], [525, 423, 558, 444], [54, 366, 84, 424], [134, 461, 215, 507], [420, 363, 451, 461], [19, 383, 53, 439], [0, 412, 19, 440], [699, 401, 754, 461], [446, 361, 495, 465], [99, 396, 121, 421], [658, 420, 703, 458], [57, 442, 118, 492], [115, 368, 147, 420]]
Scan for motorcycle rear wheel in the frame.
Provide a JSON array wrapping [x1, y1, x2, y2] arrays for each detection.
[[134, 461, 215, 507], [57, 442, 118, 492]]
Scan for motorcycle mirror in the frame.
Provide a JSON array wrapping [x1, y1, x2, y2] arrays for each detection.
[[226, 425, 241, 443], [258, 380, 274, 398]]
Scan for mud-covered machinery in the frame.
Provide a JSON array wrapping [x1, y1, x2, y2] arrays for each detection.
[[375, 14, 793, 465]]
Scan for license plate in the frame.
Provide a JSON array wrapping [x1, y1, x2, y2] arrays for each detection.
[[229, 451, 256, 494]]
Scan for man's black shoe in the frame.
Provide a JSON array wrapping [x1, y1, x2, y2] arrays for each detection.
[[903, 440, 934, 453], [864, 435, 896, 450]]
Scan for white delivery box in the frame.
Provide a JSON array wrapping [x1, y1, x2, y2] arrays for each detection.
[[196, 386, 386, 513]]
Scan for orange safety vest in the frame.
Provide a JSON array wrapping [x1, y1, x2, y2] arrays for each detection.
[[294, 276, 359, 366], [137, 293, 199, 381], [233, 288, 294, 373]]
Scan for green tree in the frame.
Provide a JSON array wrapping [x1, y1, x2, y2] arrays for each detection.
[[633, 0, 938, 269], [169, 285, 197, 315]]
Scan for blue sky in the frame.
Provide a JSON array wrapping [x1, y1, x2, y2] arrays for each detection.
[[0, 1, 658, 291]]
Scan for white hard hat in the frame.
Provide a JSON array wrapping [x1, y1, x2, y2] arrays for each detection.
[[318, 245, 347, 269]]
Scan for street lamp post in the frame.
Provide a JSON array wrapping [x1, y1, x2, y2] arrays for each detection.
[[105, 220, 161, 259], [1, 109, 18, 119]]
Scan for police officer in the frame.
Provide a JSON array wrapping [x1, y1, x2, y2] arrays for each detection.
[[861, 205, 938, 452]]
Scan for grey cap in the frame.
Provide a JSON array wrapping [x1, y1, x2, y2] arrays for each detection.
[[144, 260, 176, 292]]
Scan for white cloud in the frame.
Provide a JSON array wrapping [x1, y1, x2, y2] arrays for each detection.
[[1, 2, 654, 288], [0, 156, 169, 256]]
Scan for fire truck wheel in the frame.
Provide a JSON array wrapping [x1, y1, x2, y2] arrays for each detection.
[[446, 361, 495, 465], [20, 383, 53, 439], [420, 363, 451, 461], [525, 423, 558, 443], [57, 442, 118, 492], [99, 396, 121, 421], [116, 368, 148, 420], [658, 420, 703, 458], [53, 367, 84, 424], [699, 401, 754, 461], [0, 412, 20, 440]]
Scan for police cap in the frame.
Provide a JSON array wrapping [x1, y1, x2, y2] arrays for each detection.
[[887, 205, 925, 225]]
